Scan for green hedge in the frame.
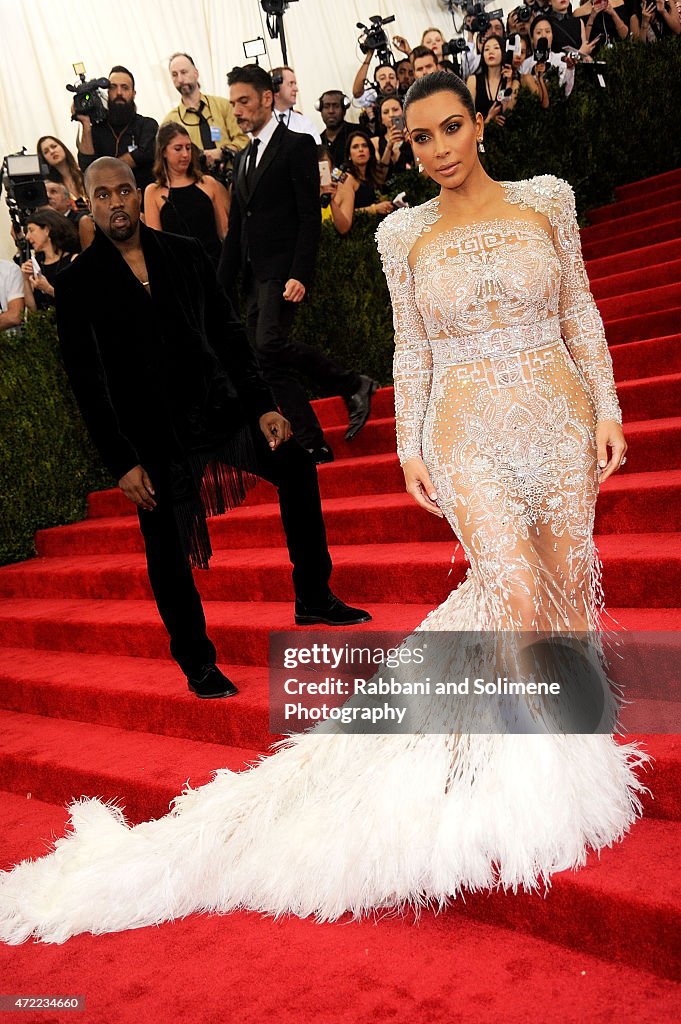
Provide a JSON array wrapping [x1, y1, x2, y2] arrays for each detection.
[[2, 38, 680, 564], [0, 313, 112, 564]]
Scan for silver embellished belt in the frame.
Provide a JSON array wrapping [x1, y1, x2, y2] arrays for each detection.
[[430, 317, 563, 367]]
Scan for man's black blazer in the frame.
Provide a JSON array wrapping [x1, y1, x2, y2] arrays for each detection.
[[219, 122, 321, 294], [55, 224, 275, 482]]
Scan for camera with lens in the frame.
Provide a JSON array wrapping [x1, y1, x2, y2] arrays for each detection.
[[515, 5, 534, 22], [67, 63, 110, 124], [357, 13, 396, 64], [200, 146, 235, 189], [466, 2, 504, 34], [0, 150, 49, 261], [442, 38, 469, 57]]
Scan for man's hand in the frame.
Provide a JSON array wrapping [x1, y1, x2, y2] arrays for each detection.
[[596, 420, 627, 484], [259, 412, 292, 451], [283, 279, 305, 302], [202, 147, 223, 166], [402, 457, 444, 518], [119, 465, 157, 510]]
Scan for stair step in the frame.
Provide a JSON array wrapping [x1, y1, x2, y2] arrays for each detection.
[[588, 184, 681, 225], [580, 201, 681, 244], [582, 218, 681, 262], [587, 237, 681, 281], [0, 708, 262, 824], [611, 336, 681, 381], [596, 282, 681, 322], [615, 166, 681, 201], [590, 258, 681, 301]]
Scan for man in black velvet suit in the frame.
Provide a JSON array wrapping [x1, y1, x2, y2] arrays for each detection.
[[55, 157, 370, 699], [219, 64, 377, 465]]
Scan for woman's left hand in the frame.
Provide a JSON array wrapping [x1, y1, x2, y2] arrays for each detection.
[[596, 420, 627, 483]]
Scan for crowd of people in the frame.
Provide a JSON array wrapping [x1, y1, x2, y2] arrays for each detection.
[[1, 0, 679, 333]]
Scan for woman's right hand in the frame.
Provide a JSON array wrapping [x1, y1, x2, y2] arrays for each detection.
[[373, 200, 395, 215], [392, 35, 411, 54], [20, 259, 34, 279], [402, 457, 444, 517]]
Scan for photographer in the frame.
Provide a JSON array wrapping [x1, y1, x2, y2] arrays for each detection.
[[319, 91, 354, 169], [163, 52, 249, 166], [272, 67, 322, 142], [0, 260, 24, 334], [371, 95, 414, 175], [76, 67, 158, 193], [467, 37, 519, 125], [577, 1, 636, 47], [411, 46, 440, 78], [521, 14, 596, 103], [395, 59, 415, 94], [19, 208, 78, 311], [636, 0, 681, 38], [37, 136, 86, 202], [318, 146, 347, 234], [507, 6, 535, 38], [549, 0, 590, 50], [352, 59, 398, 100], [331, 131, 393, 237], [144, 123, 229, 268], [44, 181, 95, 251]]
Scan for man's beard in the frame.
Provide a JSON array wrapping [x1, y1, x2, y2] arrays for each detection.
[[107, 213, 137, 241], [108, 99, 136, 127]]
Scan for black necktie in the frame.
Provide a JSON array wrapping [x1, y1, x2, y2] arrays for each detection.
[[245, 138, 260, 186]]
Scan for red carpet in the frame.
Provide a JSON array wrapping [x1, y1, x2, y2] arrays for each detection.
[[1, 169, 680, 1022]]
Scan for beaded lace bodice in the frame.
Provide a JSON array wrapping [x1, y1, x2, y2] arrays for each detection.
[[376, 176, 621, 466]]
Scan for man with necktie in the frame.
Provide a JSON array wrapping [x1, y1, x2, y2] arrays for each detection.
[[219, 65, 377, 464]]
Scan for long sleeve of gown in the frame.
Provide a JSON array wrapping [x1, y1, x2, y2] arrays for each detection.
[[376, 213, 433, 465], [552, 180, 622, 424]]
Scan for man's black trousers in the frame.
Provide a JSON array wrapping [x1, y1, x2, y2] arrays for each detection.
[[137, 429, 333, 677], [245, 275, 361, 449]]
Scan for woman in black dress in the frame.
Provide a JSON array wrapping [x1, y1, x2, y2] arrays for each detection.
[[371, 95, 415, 177], [20, 208, 78, 310], [331, 130, 394, 236], [144, 123, 229, 266], [466, 36, 519, 127]]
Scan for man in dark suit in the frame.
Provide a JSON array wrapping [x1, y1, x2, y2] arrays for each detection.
[[55, 157, 370, 699], [219, 64, 377, 465]]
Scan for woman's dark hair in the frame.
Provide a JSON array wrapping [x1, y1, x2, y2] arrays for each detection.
[[152, 122, 203, 186], [26, 207, 79, 254], [375, 94, 404, 140], [344, 130, 381, 189], [530, 15, 553, 41], [404, 71, 477, 123], [36, 136, 85, 196], [481, 34, 505, 71]]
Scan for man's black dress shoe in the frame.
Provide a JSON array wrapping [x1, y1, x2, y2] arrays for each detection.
[[295, 594, 372, 626], [187, 665, 239, 699], [306, 444, 335, 465], [344, 375, 379, 441]]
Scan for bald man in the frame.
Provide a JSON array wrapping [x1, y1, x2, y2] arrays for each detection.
[[54, 158, 370, 699]]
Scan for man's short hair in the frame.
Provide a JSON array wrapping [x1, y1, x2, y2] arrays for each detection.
[[410, 46, 437, 65], [270, 65, 293, 79], [227, 64, 274, 96], [84, 157, 137, 196], [169, 52, 196, 67], [375, 62, 395, 76], [109, 65, 135, 89]]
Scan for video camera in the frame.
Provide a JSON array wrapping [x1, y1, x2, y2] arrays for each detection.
[[0, 150, 49, 261], [67, 63, 110, 124], [200, 146, 235, 189], [357, 13, 396, 65], [464, 2, 505, 34]]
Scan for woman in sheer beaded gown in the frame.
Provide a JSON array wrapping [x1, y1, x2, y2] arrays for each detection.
[[0, 73, 646, 944]]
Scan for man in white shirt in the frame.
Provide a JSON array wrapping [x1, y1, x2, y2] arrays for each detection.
[[0, 259, 24, 333], [271, 66, 322, 143]]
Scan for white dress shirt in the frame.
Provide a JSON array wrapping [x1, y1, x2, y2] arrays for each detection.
[[274, 108, 322, 144], [249, 113, 280, 166]]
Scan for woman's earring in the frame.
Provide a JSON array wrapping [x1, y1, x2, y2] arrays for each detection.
[[477, 138, 485, 154]]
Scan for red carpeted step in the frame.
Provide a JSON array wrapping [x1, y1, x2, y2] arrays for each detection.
[[615, 166, 681, 201], [461, 817, 681, 981], [606, 307, 681, 347], [616, 371, 681, 419], [0, 709, 262, 824], [597, 281, 681, 322], [1, 786, 679, 1024], [611, 336, 681, 381], [587, 238, 681, 281], [0, 648, 276, 753], [10, 468, 681, 569], [587, 184, 681, 225], [580, 201, 681, 244], [582, 217, 681, 262], [590, 258, 681, 301]]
